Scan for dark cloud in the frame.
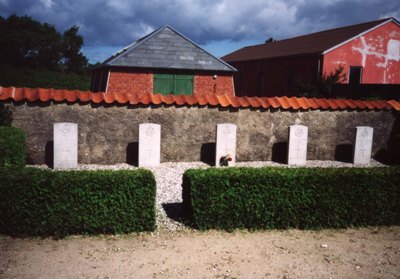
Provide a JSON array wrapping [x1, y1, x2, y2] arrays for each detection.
[[1, 0, 399, 62]]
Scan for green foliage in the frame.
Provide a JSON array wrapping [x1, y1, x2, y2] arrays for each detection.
[[0, 64, 90, 90], [0, 14, 89, 83], [265, 37, 276, 43], [0, 103, 12, 126], [62, 26, 89, 74], [183, 167, 400, 230], [0, 126, 26, 168], [297, 66, 346, 98], [0, 168, 156, 238]]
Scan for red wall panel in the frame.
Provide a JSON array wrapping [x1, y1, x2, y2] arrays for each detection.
[[323, 21, 400, 84]]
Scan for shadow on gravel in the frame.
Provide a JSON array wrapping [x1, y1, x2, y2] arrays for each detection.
[[162, 203, 195, 228]]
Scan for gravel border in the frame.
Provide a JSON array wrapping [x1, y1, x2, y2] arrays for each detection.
[[27, 159, 387, 231]]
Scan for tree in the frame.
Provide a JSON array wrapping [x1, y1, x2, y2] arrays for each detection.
[[0, 14, 89, 73], [265, 37, 276, 44], [62, 26, 89, 73], [0, 14, 63, 70]]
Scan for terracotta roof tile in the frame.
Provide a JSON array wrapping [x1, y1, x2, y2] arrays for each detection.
[[160, 94, 174, 105], [184, 95, 197, 106], [267, 97, 280, 109], [0, 87, 11, 100], [128, 93, 140, 105], [216, 95, 230, 107], [115, 92, 129, 104], [255, 97, 270, 109], [341, 99, 357, 109], [288, 97, 301, 109], [24, 88, 39, 101], [278, 97, 291, 109], [150, 93, 163, 105], [103, 92, 116, 104], [13, 88, 26, 102], [388, 100, 400, 110], [315, 98, 330, 109], [196, 95, 208, 106], [245, 96, 260, 108], [206, 94, 219, 106], [174, 95, 186, 106], [138, 94, 151, 105], [306, 98, 320, 109], [0, 87, 399, 112], [91, 92, 104, 103], [241, 96, 252, 108], [364, 101, 376, 110], [38, 88, 51, 102]]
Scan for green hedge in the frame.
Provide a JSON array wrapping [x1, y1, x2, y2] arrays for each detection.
[[0, 168, 156, 237], [0, 126, 26, 168], [183, 167, 400, 230]]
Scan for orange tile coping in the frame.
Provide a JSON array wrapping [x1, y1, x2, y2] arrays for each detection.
[[0, 86, 399, 111]]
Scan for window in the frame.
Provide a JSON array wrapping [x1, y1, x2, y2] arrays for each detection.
[[153, 73, 193, 95], [349, 66, 362, 85]]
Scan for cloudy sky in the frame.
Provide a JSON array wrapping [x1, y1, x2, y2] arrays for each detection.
[[1, 0, 399, 63]]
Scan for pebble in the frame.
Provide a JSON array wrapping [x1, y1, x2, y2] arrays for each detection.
[[27, 159, 386, 231]]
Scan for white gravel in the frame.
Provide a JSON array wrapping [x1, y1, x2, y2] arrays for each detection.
[[27, 159, 387, 231]]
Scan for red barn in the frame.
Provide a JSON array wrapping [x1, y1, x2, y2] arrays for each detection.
[[222, 18, 400, 97], [91, 25, 236, 97]]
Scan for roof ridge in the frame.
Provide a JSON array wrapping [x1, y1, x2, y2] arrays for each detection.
[[244, 18, 392, 49], [1, 87, 399, 111]]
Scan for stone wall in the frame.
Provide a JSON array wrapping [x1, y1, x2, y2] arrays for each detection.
[[6, 100, 397, 165]]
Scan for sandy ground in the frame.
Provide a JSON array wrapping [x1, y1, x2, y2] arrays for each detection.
[[1, 226, 399, 279]]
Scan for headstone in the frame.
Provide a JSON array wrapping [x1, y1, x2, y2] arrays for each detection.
[[288, 124, 308, 165], [139, 123, 161, 167], [353, 126, 373, 165], [54, 122, 78, 169], [215, 123, 237, 167]]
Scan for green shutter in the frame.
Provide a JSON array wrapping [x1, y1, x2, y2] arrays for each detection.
[[154, 73, 194, 95], [174, 74, 193, 95], [154, 74, 174, 95]]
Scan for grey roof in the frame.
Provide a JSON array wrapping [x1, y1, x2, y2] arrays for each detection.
[[101, 25, 236, 72]]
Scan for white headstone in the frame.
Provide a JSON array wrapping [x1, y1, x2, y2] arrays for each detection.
[[353, 126, 373, 165], [288, 124, 308, 165], [215, 123, 237, 167], [139, 123, 161, 167], [54, 122, 78, 169]]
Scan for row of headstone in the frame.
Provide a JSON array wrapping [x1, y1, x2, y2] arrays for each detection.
[[287, 124, 373, 166], [52, 122, 374, 169]]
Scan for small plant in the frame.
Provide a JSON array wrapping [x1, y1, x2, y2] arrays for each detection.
[[296, 66, 346, 98], [219, 154, 232, 166]]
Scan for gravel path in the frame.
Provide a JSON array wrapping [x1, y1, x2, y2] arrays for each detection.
[[28, 159, 386, 231]]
